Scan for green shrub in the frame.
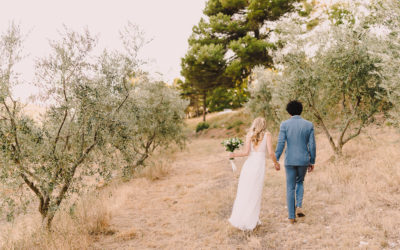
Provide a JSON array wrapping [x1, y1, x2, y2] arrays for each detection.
[[196, 122, 210, 132]]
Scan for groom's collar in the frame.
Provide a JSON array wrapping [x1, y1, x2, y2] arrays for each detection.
[[291, 115, 302, 119]]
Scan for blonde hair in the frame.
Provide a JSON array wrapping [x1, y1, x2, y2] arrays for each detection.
[[249, 117, 267, 147]]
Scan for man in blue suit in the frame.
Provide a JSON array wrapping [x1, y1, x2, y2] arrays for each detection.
[[275, 100, 316, 224]]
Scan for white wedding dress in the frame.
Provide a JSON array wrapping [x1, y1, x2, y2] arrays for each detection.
[[229, 133, 268, 230]]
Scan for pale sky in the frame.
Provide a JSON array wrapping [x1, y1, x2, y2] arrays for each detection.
[[0, 0, 207, 101]]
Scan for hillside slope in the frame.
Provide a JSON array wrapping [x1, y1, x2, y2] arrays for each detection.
[[92, 126, 400, 249]]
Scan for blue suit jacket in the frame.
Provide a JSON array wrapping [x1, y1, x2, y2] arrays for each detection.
[[275, 115, 316, 166]]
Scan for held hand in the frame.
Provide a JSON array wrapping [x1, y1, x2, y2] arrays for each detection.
[[308, 164, 314, 172], [228, 152, 235, 159], [274, 162, 280, 171]]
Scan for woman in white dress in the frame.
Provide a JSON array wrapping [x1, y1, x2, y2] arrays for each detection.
[[228, 117, 280, 231]]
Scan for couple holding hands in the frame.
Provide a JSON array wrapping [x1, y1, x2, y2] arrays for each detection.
[[228, 100, 316, 230]]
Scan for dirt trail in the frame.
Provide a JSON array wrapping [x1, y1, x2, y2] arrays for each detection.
[[92, 138, 302, 249], [92, 130, 400, 249]]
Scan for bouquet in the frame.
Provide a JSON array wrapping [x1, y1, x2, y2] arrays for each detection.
[[222, 137, 244, 172]]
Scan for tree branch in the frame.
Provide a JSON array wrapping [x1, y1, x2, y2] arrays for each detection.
[[62, 111, 75, 152], [312, 109, 337, 151], [305, 93, 337, 152], [52, 130, 98, 212], [52, 108, 68, 154], [342, 124, 363, 146], [52, 72, 71, 155], [20, 172, 45, 214], [2, 100, 21, 153], [116, 83, 130, 113], [339, 97, 361, 147], [2, 100, 42, 182], [341, 111, 374, 146]]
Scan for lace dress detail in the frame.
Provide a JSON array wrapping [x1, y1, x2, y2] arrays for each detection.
[[228, 133, 268, 230]]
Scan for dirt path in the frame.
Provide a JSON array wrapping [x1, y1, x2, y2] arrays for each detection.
[[92, 138, 308, 249], [92, 132, 400, 249], [92, 138, 239, 249]]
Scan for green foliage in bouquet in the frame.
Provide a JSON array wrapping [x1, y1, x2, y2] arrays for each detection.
[[222, 137, 243, 153]]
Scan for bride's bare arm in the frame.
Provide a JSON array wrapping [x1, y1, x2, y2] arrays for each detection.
[[229, 134, 251, 158], [266, 132, 280, 170]]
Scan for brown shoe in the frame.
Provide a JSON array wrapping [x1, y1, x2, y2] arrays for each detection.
[[288, 218, 296, 224], [296, 207, 305, 217]]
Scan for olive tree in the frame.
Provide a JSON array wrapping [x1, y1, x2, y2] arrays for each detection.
[[248, 9, 390, 156], [366, 0, 400, 126], [246, 67, 281, 129], [277, 29, 388, 156], [110, 78, 188, 177], [0, 24, 141, 228]]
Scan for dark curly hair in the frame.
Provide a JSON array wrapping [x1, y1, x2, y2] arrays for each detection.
[[286, 100, 303, 116]]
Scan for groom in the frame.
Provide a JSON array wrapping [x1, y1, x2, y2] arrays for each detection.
[[275, 100, 316, 224]]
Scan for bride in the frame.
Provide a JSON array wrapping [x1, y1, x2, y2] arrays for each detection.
[[228, 117, 280, 231]]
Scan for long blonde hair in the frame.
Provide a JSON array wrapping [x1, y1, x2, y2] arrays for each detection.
[[249, 117, 267, 147]]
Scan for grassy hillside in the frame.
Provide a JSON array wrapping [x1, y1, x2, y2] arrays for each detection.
[[2, 110, 400, 249], [93, 126, 400, 249], [186, 109, 253, 138]]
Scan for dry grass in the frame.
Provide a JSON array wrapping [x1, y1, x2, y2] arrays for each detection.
[[91, 125, 400, 249], [136, 160, 171, 181], [2, 124, 400, 249], [0, 187, 115, 250], [115, 228, 139, 241], [135, 149, 178, 182]]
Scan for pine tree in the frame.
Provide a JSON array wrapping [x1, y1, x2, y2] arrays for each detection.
[[181, 0, 300, 120], [181, 43, 226, 121]]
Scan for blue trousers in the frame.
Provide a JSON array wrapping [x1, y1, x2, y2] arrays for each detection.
[[284, 165, 308, 219]]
